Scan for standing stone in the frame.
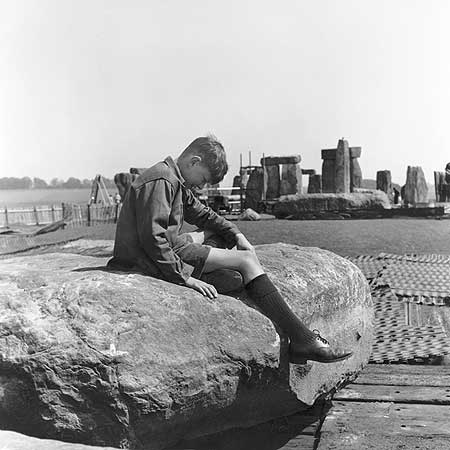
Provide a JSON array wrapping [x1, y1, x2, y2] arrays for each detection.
[[244, 167, 264, 211], [264, 165, 281, 199], [321, 149, 336, 193], [232, 175, 241, 195], [376, 170, 393, 202], [446, 163, 450, 184], [335, 139, 350, 194], [307, 174, 322, 193], [434, 171, 445, 202], [280, 163, 302, 195], [404, 166, 429, 205], [349, 147, 362, 192]]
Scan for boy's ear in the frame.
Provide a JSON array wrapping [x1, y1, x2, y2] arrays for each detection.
[[190, 155, 202, 166]]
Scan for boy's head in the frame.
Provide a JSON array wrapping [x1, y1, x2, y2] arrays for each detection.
[[178, 135, 228, 189]]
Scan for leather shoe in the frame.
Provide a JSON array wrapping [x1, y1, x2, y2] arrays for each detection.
[[289, 330, 353, 364], [200, 269, 244, 294]]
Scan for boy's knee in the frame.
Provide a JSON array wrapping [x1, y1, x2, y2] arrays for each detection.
[[238, 250, 259, 268]]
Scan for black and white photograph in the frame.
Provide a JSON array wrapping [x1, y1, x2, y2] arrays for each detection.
[[1, 1, 450, 449]]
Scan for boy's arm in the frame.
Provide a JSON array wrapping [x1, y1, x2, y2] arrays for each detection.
[[183, 188, 241, 248], [134, 180, 188, 285]]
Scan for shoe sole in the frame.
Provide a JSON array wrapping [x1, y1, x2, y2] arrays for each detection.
[[289, 352, 353, 365]]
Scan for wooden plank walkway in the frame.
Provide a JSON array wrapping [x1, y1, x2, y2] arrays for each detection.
[[316, 364, 450, 450]]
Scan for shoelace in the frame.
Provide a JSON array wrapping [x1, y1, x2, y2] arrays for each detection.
[[312, 329, 329, 345]]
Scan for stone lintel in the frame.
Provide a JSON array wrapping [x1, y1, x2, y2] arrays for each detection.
[[261, 155, 301, 166], [321, 149, 336, 160], [322, 147, 361, 159], [301, 169, 316, 175]]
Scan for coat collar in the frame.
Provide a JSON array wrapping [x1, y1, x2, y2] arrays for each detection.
[[164, 156, 185, 185]]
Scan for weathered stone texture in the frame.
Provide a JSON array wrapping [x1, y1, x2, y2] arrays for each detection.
[[335, 139, 350, 194], [274, 192, 391, 219], [435, 171, 445, 202], [0, 430, 119, 450], [239, 208, 261, 221], [0, 246, 373, 450], [264, 165, 281, 199], [350, 156, 363, 191], [404, 166, 429, 205], [261, 155, 301, 166], [307, 174, 322, 193], [280, 163, 302, 196], [244, 167, 264, 211], [376, 170, 393, 202], [321, 152, 336, 193]]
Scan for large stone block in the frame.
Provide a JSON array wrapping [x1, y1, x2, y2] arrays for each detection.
[[307, 174, 322, 193], [0, 430, 118, 450], [280, 163, 302, 196], [404, 166, 428, 205], [0, 246, 373, 450], [434, 171, 445, 202], [350, 156, 363, 191], [244, 167, 264, 211], [321, 157, 336, 193], [335, 139, 350, 194], [376, 170, 393, 202], [261, 155, 301, 166], [264, 165, 281, 199], [273, 192, 391, 218]]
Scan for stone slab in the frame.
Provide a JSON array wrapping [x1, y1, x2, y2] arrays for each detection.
[[0, 245, 373, 449], [261, 155, 301, 166]]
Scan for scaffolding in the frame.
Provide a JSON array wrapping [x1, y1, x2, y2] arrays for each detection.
[[88, 175, 114, 205]]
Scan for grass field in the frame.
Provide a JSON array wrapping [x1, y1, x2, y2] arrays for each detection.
[[2, 218, 449, 257]]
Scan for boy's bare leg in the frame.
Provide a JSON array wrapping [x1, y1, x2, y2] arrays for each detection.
[[203, 248, 264, 284], [204, 248, 353, 364]]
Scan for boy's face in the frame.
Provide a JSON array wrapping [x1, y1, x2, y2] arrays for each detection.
[[183, 157, 212, 190]]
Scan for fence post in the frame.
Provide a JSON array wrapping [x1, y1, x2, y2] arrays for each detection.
[[87, 203, 91, 226], [33, 206, 39, 225], [4, 207, 8, 228], [51, 204, 56, 222]]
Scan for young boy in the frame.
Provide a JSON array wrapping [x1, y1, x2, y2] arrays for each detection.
[[108, 135, 352, 364]]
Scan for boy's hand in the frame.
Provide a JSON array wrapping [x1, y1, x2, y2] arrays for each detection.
[[235, 233, 255, 252], [185, 277, 218, 299]]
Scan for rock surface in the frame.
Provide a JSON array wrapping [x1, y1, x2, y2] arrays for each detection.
[[0, 244, 373, 449], [0, 430, 118, 450], [404, 165, 429, 205], [238, 208, 261, 221], [376, 170, 393, 202], [273, 191, 391, 219]]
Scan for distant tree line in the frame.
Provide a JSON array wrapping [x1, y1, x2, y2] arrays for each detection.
[[0, 176, 117, 190]]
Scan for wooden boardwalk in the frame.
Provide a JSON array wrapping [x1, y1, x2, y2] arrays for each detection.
[[314, 364, 450, 450]]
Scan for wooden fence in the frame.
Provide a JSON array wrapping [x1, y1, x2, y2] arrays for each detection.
[[0, 203, 122, 228]]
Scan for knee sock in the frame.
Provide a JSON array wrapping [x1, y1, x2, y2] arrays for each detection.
[[245, 273, 317, 344]]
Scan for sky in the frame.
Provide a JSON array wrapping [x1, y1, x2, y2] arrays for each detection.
[[1, 0, 449, 186]]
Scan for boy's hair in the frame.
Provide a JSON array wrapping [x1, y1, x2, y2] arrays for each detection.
[[181, 135, 228, 184]]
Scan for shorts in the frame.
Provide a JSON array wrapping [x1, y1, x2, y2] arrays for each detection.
[[172, 232, 227, 279]]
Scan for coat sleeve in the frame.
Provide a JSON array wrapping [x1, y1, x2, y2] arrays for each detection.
[[135, 179, 189, 284], [183, 188, 241, 248]]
